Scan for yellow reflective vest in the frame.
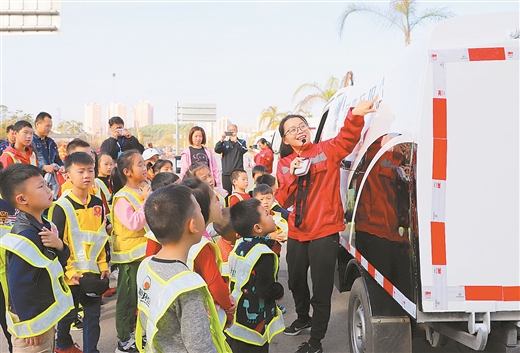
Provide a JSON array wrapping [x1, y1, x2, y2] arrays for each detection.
[[111, 187, 149, 263], [0, 233, 73, 338], [2, 151, 38, 166], [135, 257, 231, 353], [49, 197, 108, 274], [226, 239, 285, 346]]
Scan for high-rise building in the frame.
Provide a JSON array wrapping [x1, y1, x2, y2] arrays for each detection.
[[84, 103, 103, 137], [107, 103, 127, 123], [133, 100, 153, 128]]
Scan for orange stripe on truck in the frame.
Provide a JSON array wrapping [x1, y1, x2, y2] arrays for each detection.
[[433, 98, 447, 139], [432, 139, 447, 180], [430, 222, 447, 265], [465, 286, 503, 300], [468, 47, 505, 61]]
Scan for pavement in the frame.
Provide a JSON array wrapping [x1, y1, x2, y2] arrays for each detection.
[[0, 240, 468, 353]]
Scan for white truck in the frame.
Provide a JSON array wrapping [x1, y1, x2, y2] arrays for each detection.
[[308, 11, 519, 353]]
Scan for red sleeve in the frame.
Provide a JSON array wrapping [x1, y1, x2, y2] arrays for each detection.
[[323, 107, 365, 163], [193, 244, 232, 309], [145, 239, 162, 257], [0, 154, 13, 168], [228, 195, 240, 208], [274, 155, 298, 209]]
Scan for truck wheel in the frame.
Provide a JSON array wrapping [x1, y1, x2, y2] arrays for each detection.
[[348, 277, 375, 353]]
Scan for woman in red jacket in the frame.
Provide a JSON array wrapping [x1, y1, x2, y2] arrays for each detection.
[[275, 97, 377, 353], [253, 138, 274, 174]]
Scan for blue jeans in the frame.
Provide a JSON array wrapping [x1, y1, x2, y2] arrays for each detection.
[[56, 285, 101, 353]]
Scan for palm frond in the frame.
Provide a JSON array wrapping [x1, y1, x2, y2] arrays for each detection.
[[410, 7, 454, 30], [292, 82, 323, 102], [338, 3, 399, 38]]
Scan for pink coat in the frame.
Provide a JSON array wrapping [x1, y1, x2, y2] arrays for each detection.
[[179, 145, 222, 187]]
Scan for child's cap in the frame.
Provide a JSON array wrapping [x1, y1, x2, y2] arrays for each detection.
[[142, 148, 159, 161]]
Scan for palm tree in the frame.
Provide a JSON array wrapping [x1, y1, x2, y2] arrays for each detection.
[[293, 76, 340, 112], [258, 106, 288, 131], [338, 0, 454, 46]]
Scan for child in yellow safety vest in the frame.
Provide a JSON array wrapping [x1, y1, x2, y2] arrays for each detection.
[[136, 184, 231, 352], [227, 198, 285, 352], [111, 150, 151, 353], [49, 152, 110, 353], [0, 164, 73, 353], [0, 120, 38, 168]]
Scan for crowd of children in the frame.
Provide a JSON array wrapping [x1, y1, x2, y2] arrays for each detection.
[[0, 134, 292, 353]]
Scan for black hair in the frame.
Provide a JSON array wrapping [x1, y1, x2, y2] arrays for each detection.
[[66, 138, 91, 155], [35, 112, 52, 124], [278, 114, 309, 158], [13, 120, 32, 132], [213, 208, 234, 237], [144, 184, 195, 244], [97, 151, 113, 164], [5, 125, 14, 133], [111, 149, 141, 194], [151, 172, 179, 191], [108, 116, 124, 127], [0, 164, 43, 207], [152, 159, 174, 174], [256, 174, 276, 188], [184, 163, 210, 180], [180, 178, 213, 225], [257, 138, 273, 150], [146, 161, 154, 173], [231, 168, 247, 182], [230, 198, 261, 238], [252, 165, 267, 179], [253, 184, 273, 197], [64, 152, 95, 172]]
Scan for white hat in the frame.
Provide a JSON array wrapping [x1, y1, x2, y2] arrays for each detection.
[[142, 148, 159, 161]]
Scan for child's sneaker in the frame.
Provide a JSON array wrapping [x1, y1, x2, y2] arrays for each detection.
[[277, 303, 287, 314], [115, 339, 138, 353], [55, 342, 83, 353], [102, 287, 117, 297]]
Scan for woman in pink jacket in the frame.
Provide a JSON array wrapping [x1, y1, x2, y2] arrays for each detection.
[[179, 126, 221, 187]]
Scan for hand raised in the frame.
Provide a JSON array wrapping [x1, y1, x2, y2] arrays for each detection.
[[352, 95, 379, 116]]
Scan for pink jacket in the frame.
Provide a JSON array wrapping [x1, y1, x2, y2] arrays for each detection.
[[179, 145, 221, 187]]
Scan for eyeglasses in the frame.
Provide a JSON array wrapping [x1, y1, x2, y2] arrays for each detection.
[[284, 122, 308, 137]]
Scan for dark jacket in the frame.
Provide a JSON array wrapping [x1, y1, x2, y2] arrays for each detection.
[[214, 139, 247, 175], [32, 134, 64, 169], [7, 211, 70, 321], [100, 136, 145, 161]]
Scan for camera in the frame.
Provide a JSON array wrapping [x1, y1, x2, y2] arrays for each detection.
[[225, 131, 234, 137]]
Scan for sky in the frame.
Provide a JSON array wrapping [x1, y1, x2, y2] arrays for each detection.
[[1, 1, 518, 129]]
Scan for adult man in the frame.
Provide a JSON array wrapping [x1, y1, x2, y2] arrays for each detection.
[[214, 124, 248, 195], [32, 112, 65, 174], [0, 125, 16, 154], [100, 116, 144, 160]]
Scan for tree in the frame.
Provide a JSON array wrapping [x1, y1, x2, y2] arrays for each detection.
[[293, 76, 340, 113], [0, 106, 34, 139], [338, 0, 454, 46], [56, 120, 84, 135], [258, 106, 288, 131]]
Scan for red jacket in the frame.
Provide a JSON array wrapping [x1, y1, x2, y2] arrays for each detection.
[[275, 108, 364, 242], [254, 147, 274, 174], [0, 145, 38, 167]]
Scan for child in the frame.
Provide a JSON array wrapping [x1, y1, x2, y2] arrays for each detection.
[[180, 178, 236, 330], [136, 184, 230, 352], [61, 139, 97, 197], [142, 148, 159, 182], [251, 165, 267, 183], [144, 172, 180, 257], [227, 198, 285, 352], [228, 169, 250, 207], [185, 163, 228, 207], [253, 184, 289, 244], [111, 149, 151, 353], [95, 152, 114, 206], [248, 165, 268, 196], [256, 174, 279, 195], [49, 152, 110, 353], [213, 208, 239, 264], [0, 120, 38, 167], [151, 159, 175, 175], [0, 164, 73, 352]]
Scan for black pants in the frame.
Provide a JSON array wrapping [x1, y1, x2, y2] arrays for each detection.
[[222, 173, 233, 195], [287, 234, 339, 344], [228, 337, 269, 353]]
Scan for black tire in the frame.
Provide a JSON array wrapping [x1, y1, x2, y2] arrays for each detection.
[[347, 277, 375, 353]]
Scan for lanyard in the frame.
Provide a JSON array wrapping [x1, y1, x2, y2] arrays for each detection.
[[116, 137, 126, 152]]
